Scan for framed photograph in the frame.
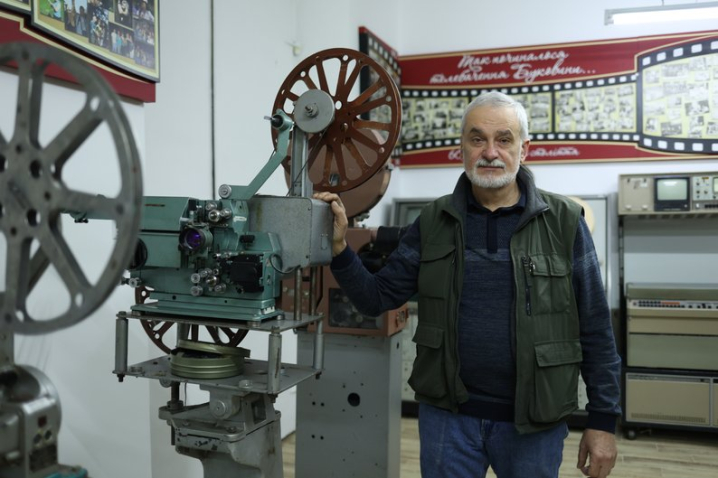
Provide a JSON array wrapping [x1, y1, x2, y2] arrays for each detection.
[[0, 0, 31, 13], [31, 0, 159, 81]]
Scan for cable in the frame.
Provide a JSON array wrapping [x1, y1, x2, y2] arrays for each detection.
[[269, 253, 298, 275], [285, 129, 327, 197]]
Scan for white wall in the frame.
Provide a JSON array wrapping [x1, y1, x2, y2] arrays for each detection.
[[397, 0, 718, 55]]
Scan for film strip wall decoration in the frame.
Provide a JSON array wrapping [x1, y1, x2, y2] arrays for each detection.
[[397, 31, 718, 167], [359, 27, 402, 159], [402, 73, 641, 151], [639, 38, 718, 154]]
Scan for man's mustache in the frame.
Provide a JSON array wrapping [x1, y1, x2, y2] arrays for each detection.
[[475, 159, 506, 169]]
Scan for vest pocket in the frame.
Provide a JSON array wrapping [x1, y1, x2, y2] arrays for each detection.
[[530, 340, 582, 423], [418, 243, 456, 298], [528, 253, 572, 315], [408, 324, 447, 399]]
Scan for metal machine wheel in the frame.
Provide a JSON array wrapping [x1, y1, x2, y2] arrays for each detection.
[[0, 43, 142, 334], [272, 48, 401, 193], [135, 287, 248, 353]]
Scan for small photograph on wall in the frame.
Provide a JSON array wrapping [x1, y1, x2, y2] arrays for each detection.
[[109, 22, 133, 59], [88, 1, 110, 48], [0, 0, 31, 13], [134, 40, 154, 69], [63, 0, 89, 39], [132, 0, 153, 24], [38, 0, 63, 21], [113, 0, 131, 27]]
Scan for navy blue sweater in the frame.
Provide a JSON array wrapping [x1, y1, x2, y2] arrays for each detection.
[[331, 177, 621, 433]]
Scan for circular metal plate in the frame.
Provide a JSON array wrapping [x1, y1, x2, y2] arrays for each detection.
[[0, 43, 142, 334], [177, 339, 250, 357], [170, 348, 245, 379], [294, 90, 335, 134]]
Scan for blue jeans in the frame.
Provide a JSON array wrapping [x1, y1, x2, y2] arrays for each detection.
[[419, 403, 568, 478]]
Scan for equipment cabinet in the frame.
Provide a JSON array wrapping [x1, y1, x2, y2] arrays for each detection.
[[618, 172, 718, 438]]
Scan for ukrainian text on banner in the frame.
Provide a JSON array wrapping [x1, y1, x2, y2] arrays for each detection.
[[399, 31, 718, 167]]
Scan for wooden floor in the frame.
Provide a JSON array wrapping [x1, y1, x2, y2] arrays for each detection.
[[282, 418, 718, 478]]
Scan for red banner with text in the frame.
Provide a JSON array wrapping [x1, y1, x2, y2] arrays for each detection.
[[398, 31, 718, 167]]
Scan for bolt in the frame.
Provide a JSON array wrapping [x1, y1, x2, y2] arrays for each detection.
[[305, 103, 318, 117], [218, 184, 232, 198], [211, 400, 228, 417], [208, 210, 221, 222]]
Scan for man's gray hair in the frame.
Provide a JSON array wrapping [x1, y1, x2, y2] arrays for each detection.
[[460, 91, 530, 141]]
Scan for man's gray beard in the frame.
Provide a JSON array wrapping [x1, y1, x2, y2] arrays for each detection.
[[465, 160, 519, 189]]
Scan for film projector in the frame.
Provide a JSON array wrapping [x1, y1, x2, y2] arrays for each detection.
[[0, 41, 403, 478]]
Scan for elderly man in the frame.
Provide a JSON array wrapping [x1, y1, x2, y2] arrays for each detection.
[[314, 91, 621, 478]]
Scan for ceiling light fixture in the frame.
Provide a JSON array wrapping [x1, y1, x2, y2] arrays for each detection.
[[605, 1, 718, 25]]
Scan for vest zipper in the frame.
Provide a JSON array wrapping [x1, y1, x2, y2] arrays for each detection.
[[521, 256, 534, 316]]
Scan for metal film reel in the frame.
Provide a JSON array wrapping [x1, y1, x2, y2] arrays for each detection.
[[283, 130, 392, 220], [272, 48, 401, 193], [0, 43, 142, 334], [135, 287, 249, 354]]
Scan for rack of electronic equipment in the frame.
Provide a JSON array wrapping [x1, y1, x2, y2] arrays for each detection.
[[618, 172, 718, 440]]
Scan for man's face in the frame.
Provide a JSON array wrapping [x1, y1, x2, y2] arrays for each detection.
[[461, 105, 529, 189]]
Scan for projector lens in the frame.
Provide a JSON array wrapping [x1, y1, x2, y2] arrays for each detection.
[[181, 227, 206, 251]]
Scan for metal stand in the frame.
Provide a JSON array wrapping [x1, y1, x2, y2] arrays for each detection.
[[114, 310, 324, 477], [295, 333, 403, 478], [0, 335, 85, 478], [161, 393, 283, 478]]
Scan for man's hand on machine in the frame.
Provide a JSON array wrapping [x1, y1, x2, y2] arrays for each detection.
[[313, 192, 348, 256]]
